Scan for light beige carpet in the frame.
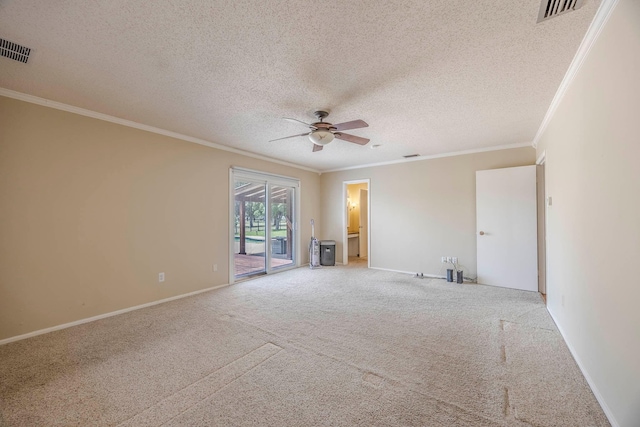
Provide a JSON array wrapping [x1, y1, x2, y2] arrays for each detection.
[[0, 265, 610, 426]]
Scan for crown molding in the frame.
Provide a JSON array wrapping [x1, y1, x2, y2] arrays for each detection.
[[0, 88, 321, 174], [532, 0, 620, 148], [322, 142, 533, 173]]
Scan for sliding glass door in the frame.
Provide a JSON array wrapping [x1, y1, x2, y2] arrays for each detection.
[[234, 180, 267, 277], [269, 184, 295, 270], [231, 168, 298, 280]]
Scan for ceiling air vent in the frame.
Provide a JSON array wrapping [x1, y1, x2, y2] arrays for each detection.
[[537, 0, 585, 23], [0, 38, 31, 63], [403, 154, 420, 159]]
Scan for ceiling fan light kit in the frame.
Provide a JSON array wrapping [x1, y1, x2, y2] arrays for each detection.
[[270, 110, 370, 152], [308, 130, 334, 145]]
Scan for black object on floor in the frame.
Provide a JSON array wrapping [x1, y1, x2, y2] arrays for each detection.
[[446, 269, 454, 282]]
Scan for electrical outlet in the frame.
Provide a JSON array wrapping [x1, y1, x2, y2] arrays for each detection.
[[441, 257, 446, 263], [452, 257, 458, 264], [159, 272, 165, 283], [213, 264, 218, 272], [446, 257, 452, 263]]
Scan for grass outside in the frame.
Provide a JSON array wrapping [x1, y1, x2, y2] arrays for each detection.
[[236, 221, 288, 238]]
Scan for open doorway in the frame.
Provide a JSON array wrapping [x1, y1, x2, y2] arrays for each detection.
[[343, 180, 370, 267]]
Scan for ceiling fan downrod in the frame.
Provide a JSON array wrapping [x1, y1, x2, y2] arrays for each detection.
[[314, 110, 329, 122]]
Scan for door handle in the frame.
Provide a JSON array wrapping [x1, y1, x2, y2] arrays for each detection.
[[479, 231, 485, 235]]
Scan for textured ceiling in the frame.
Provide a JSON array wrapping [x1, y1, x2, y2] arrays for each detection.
[[0, 0, 600, 172]]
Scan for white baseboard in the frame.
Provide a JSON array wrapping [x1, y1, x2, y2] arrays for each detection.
[[0, 283, 230, 346], [546, 307, 619, 427], [369, 266, 445, 279]]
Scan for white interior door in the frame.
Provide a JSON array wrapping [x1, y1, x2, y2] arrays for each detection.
[[476, 165, 537, 291], [359, 189, 368, 259]]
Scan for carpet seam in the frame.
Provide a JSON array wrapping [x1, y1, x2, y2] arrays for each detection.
[[408, 387, 505, 426], [233, 313, 508, 426], [229, 314, 404, 385], [502, 320, 557, 332], [159, 346, 283, 426], [503, 305, 558, 332], [116, 342, 282, 427]]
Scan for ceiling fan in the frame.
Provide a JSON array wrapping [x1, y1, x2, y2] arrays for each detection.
[[269, 110, 369, 152]]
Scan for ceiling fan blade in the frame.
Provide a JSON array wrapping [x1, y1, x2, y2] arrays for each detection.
[[312, 144, 324, 152], [334, 132, 370, 145], [269, 132, 310, 142], [332, 119, 368, 131], [284, 117, 317, 129]]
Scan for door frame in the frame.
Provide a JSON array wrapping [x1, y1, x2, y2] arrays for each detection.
[[536, 151, 548, 296], [342, 179, 370, 267], [229, 167, 300, 284]]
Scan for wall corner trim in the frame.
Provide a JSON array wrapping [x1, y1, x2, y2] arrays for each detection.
[[0, 283, 230, 346], [546, 307, 620, 427], [532, 0, 620, 147]]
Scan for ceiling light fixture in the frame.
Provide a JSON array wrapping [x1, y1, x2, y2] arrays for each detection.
[[308, 129, 334, 146]]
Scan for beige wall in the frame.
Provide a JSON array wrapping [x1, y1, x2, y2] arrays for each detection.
[[320, 147, 535, 276], [535, 1, 640, 425], [0, 96, 320, 341]]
